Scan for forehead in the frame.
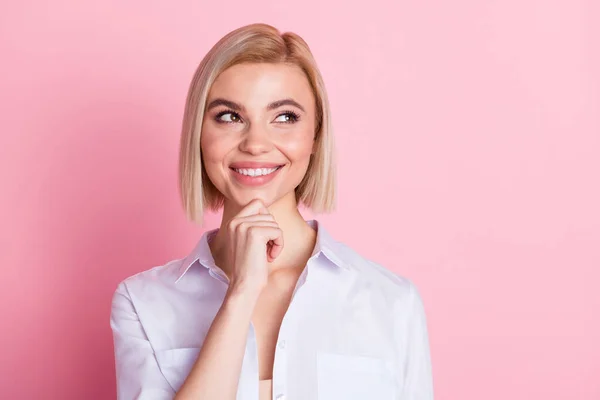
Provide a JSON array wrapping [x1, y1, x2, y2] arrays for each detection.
[[208, 63, 315, 108]]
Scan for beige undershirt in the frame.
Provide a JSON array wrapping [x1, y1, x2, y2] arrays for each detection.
[[259, 379, 272, 400]]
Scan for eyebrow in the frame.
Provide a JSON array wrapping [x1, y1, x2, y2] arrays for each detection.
[[267, 98, 305, 112], [206, 98, 305, 113], [206, 98, 243, 112]]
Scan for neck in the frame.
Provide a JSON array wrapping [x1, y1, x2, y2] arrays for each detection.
[[210, 192, 318, 277]]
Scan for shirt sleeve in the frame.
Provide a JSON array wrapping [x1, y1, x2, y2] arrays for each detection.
[[401, 281, 434, 400], [110, 281, 175, 400]]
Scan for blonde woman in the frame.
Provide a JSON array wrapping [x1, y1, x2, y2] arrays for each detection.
[[110, 23, 434, 400]]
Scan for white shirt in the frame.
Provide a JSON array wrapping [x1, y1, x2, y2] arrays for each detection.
[[110, 220, 434, 400]]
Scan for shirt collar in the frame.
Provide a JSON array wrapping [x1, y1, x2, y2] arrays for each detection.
[[175, 219, 349, 284]]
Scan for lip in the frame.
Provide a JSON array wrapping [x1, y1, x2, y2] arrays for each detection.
[[229, 161, 284, 169], [230, 165, 284, 187]]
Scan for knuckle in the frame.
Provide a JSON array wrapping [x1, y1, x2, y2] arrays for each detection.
[[247, 225, 262, 237], [227, 220, 236, 232]]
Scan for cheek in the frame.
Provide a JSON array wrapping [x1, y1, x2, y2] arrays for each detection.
[[200, 129, 229, 163], [200, 131, 230, 187], [279, 133, 315, 160]]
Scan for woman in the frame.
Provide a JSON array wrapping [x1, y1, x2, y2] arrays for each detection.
[[110, 23, 433, 400]]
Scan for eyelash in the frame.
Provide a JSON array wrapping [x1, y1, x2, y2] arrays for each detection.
[[214, 109, 301, 124]]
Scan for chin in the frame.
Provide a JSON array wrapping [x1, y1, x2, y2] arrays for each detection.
[[230, 191, 277, 208]]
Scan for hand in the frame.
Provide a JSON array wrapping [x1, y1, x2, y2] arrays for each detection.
[[223, 199, 283, 296]]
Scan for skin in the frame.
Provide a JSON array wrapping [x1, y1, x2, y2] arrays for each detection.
[[175, 62, 320, 399]]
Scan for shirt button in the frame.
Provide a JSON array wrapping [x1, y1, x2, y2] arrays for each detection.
[[278, 340, 286, 349], [275, 395, 286, 400]]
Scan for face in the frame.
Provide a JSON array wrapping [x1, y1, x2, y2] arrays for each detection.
[[200, 62, 317, 209]]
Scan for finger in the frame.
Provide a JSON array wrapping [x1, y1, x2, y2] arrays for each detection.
[[237, 221, 279, 234], [267, 232, 284, 262], [234, 214, 276, 224], [245, 224, 281, 239], [228, 203, 273, 233], [236, 198, 268, 218], [258, 205, 270, 215], [246, 226, 283, 262], [228, 214, 276, 234]]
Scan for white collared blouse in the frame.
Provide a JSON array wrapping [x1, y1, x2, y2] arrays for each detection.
[[110, 220, 434, 399]]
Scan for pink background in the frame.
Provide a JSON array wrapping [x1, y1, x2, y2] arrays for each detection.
[[1, 1, 599, 399]]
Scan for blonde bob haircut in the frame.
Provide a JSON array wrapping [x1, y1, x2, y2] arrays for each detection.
[[178, 23, 337, 224]]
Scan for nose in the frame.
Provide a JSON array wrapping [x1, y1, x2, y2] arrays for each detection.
[[238, 125, 272, 155]]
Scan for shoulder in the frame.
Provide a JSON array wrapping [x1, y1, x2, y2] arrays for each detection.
[[333, 241, 430, 331], [111, 257, 185, 301], [333, 241, 422, 305]]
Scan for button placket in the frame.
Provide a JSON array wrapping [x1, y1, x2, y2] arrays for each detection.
[[272, 333, 288, 399], [273, 260, 311, 400], [246, 323, 260, 400]]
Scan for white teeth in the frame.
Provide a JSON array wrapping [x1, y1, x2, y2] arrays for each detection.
[[233, 166, 280, 177]]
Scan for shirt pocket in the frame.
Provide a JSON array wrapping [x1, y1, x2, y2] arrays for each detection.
[[154, 347, 201, 392], [316, 352, 396, 400]]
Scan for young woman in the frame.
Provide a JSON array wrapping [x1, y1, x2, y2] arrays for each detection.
[[110, 23, 433, 400]]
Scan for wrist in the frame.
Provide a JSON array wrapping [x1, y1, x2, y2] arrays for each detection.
[[225, 283, 262, 306], [228, 276, 265, 296]]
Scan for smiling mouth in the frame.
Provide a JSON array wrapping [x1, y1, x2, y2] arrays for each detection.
[[230, 165, 284, 177]]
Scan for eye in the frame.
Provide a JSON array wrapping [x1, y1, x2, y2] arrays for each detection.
[[215, 110, 242, 123], [274, 111, 300, 123]]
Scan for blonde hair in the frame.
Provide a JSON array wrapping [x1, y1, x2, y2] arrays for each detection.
[[178, 23, 337, 224]]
